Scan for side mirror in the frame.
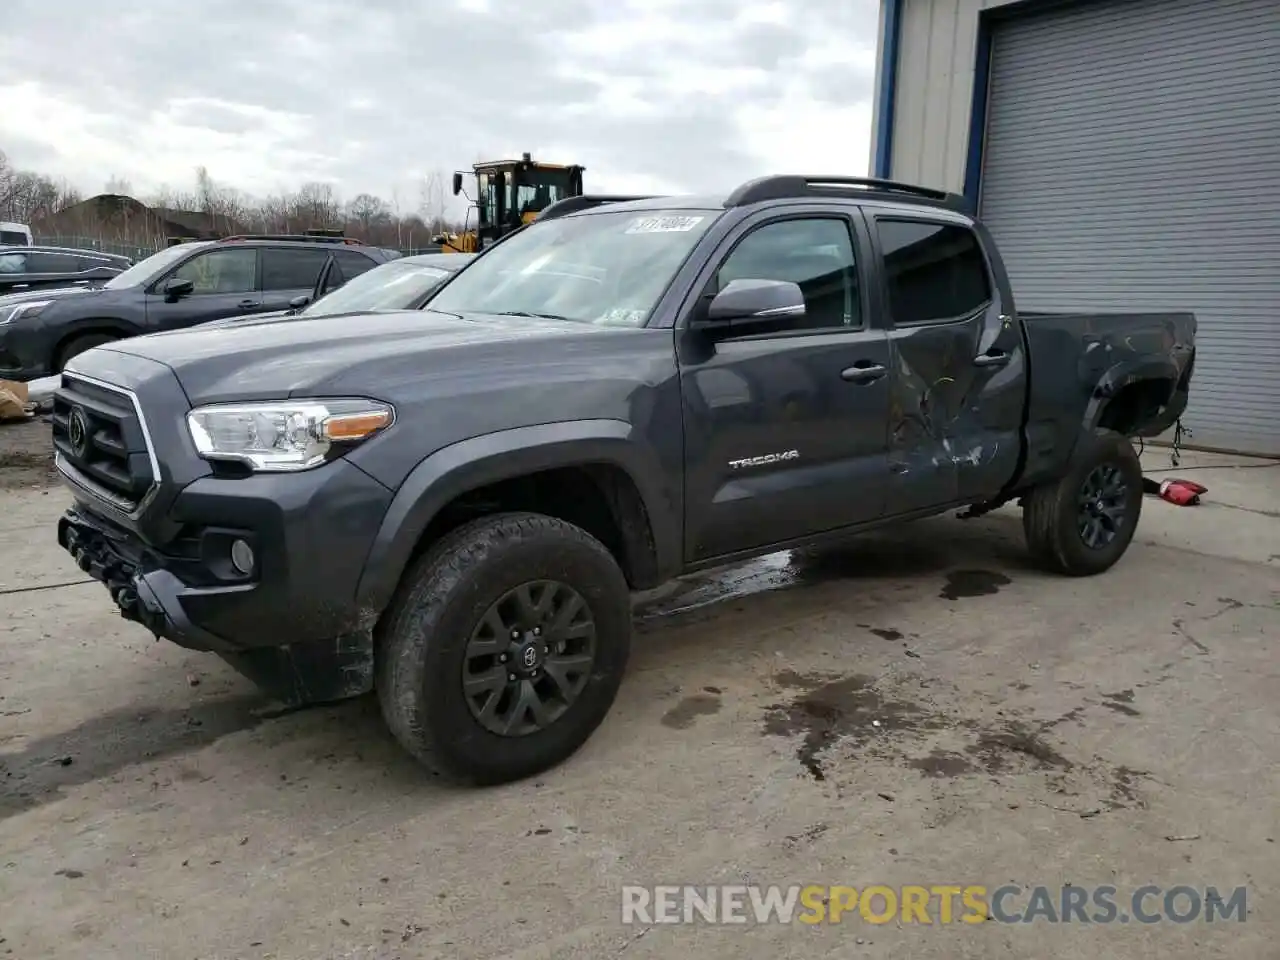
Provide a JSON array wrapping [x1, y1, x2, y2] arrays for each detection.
[[451, 172, 463, 196], [692, 278, 806, 334], [288, 294, 310, 310], [163, 277, 194, 300]]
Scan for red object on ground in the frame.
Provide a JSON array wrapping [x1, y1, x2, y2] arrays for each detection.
[[1156, 478, 1205, 506]]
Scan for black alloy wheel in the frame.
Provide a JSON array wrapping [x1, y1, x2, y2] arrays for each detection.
[[1077, 463, 1130, 550], [462, 580, 597, 736]]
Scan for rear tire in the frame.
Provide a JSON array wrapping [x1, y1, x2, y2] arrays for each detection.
[[57, 333, 117, 372], [1022, 429, 1144, 576], [375, 511, 632, 785]]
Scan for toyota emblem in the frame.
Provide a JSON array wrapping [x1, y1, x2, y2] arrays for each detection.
[[68, 407, 90, 457], [522, 645, 538, 668]]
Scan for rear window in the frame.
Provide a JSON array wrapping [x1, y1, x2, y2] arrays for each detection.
[[0, 230, 28, 246], [261, 247, 331, 290], [336, 250, 379, 280], [26, 252, 83, 273], [875, 219, 992, 325]]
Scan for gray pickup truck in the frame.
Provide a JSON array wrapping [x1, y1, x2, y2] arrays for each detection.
[[51, 175, 1196, 785]]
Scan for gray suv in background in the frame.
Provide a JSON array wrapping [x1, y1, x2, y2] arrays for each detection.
[[0, 234, 396, 380]]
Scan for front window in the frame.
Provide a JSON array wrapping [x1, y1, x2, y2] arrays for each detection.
[[303, 260, 452, 316], [425, 208, 718, 327], [104, 243, 207, 290], [169, 248, 257, 294]]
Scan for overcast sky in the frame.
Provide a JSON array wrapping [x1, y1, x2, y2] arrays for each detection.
[[0, 0, 878, 215]]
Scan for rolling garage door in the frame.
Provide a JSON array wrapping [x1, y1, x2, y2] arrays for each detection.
[[978, 0, 1280, 455]]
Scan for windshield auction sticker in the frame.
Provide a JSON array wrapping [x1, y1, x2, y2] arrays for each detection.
[[624, 215, 706, 234]]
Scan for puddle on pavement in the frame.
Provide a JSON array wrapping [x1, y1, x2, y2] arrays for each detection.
[[758, 668, 1115, 799], [661, 692, 723, 730], [761, 670, 942, 781], [907, 728, 1072, 779], [940, 569, 1011, 600]]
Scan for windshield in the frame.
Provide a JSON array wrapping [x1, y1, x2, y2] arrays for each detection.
[[426, 208, 718, 326], [303, 259, 451, 316], [104, 244, 204, 289]]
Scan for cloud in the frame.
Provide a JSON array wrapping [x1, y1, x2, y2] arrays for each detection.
[[0, 0, 879, 212]]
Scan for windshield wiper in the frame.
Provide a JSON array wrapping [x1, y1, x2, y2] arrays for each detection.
[[495, 310, 573, 321]]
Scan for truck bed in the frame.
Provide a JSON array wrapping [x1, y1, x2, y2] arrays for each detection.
[[1015, 310, 1196, 490]]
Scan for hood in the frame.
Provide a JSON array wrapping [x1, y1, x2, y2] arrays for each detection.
[[198, 308, 292, 329], [101, 308, 621, 405], [0, 285, 104, 309]]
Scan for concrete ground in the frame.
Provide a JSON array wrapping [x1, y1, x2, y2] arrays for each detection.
[[0, 422, 1276, 959]]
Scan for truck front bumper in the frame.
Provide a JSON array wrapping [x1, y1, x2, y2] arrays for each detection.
[[56, 458, 396, 704], [0, 324, 53, 381]]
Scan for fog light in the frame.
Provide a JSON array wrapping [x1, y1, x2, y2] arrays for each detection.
[[230, 539, 255, 575]]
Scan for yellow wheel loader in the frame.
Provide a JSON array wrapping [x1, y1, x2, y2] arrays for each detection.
[[436, 153, 585, 254]]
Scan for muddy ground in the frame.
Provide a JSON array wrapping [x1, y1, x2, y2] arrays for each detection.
[[1, 420, 1277, 959]]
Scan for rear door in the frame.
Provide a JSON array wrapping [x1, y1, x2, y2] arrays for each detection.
[[144, 246, 261, 331], [862, 212, 1026, 511], [677, 206, 893, 561], [260, 247, 334, 312]]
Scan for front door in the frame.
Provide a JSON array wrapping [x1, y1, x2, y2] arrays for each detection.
[[146, 247, 261, 331], [678, 210, 892, 562], [864, 214, 1026, 512]]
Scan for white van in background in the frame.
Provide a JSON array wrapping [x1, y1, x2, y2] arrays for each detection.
[[0, 222, 34, 246]]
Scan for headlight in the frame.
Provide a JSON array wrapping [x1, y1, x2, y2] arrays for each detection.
[[186, 398, 394, 472], [0, 300, 53, 325]]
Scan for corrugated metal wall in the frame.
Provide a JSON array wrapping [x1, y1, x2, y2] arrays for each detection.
[[979, 0, 1280, 455]]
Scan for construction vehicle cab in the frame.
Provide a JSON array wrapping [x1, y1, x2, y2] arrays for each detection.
[[443, 153, 584, 253]]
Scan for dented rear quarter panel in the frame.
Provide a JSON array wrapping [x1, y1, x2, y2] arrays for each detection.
[[1018, 310, 1196, 487]]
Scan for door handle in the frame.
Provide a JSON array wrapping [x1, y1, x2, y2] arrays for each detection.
[[238, 298, 258, 308], [973, 350, 1010, 368], [841, 362, 887, 384]]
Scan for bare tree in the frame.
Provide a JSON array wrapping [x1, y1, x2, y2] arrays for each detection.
[[103, 175, 133, 196], [419, 170, 451, 234], [293, 181, 342, 230], [0, 153, 478, 250], [347, 193, 391, 232]]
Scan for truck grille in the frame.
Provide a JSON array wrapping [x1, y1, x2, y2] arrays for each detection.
[[52, 374, 157, 513]]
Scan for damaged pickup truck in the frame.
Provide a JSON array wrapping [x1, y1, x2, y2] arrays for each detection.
[[52, 175, 1196, 785]]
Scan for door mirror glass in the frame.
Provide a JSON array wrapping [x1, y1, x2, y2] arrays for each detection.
[[452, 172, 464, 195]]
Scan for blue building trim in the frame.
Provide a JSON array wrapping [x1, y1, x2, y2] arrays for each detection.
[[962, 15, 994, 208], [872, 0, 904, 179]]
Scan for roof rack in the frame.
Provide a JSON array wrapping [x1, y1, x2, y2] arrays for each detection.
[[535, 194, 659, 222], [724, 175, 971, 214], [216, 233, 367, 245]]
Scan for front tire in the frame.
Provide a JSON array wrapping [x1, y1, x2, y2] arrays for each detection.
[[375, 512, 632, 785], [1022, 429, 1144, 576]]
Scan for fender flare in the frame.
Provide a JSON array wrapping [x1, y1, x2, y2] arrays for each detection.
[[354, 419, 679, 613], [1081, 356, 1180, 436]]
